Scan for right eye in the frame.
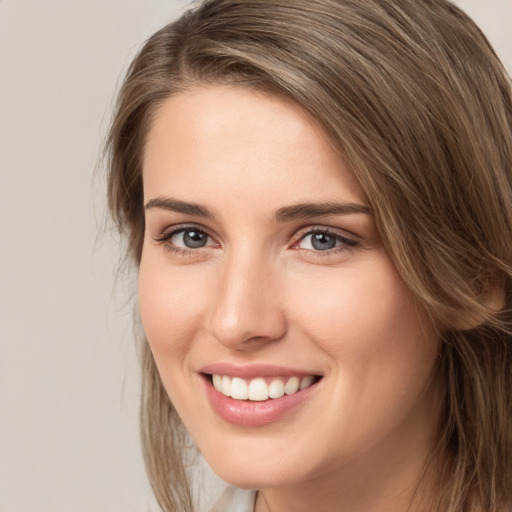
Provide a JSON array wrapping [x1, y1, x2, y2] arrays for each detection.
[[155, 226, 218, 254], [170, 229, 212, 249]]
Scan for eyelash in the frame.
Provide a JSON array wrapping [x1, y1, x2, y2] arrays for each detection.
[[292, 227, 359, 259], [154, 224, 217, 257], [154, 224, 359, 258]]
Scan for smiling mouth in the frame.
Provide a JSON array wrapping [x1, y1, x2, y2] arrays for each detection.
[[206, 374, 322, 401]]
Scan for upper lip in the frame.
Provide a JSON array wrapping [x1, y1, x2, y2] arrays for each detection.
[[199, 362, 322, 379]]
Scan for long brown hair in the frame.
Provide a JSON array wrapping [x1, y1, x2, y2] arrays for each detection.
[[106, 1, 512, 510]]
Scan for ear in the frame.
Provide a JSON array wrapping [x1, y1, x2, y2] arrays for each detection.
[[450, 284, 505, 331]]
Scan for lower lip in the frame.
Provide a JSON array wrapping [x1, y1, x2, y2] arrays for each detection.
[[202, 375, 320, 427]]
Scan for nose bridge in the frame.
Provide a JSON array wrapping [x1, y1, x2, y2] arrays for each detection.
[[208, 244, 286, 348]]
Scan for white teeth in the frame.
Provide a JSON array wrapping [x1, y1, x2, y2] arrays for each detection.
[[211, 374, 316, 401], [300, 375, 314, 390], [231, 377, 248, 400], [248, 378, 268, 401], [284, 376, 300, 395], [221, 375, 231, 396], [212, 374, 223, 390], [268, 379, 285, 399]]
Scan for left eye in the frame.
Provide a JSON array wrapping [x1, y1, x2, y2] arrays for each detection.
[[170, 229, 213, 249], [296, 231, 349, 251]]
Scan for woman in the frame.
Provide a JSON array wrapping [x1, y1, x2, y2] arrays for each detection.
[[105, 0, 512, 510]]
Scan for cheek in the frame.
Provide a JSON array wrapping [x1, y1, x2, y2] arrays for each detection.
[[138, 252, 215, 419], [288, 252, 439, 385], [284, 255, 441, 458], [138, 252, 208, 364]]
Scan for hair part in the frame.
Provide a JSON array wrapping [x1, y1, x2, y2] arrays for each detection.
[[106, 1, 512, 510]]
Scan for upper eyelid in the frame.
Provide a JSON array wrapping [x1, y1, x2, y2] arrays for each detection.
[[292, 225, 359, 242], [154, 223, 214, 241]]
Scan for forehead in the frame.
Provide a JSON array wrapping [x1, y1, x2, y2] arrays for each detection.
[[142, 85, 366, 209]]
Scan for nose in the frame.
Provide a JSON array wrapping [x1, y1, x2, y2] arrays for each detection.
[[206, 250, 287, 350]]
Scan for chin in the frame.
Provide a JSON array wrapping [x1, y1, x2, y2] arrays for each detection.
[[198, 438, 321, 490], [208, 461, 301, 490]]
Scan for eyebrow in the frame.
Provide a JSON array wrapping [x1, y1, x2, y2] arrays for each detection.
[[274, 202, 371, 222], [144, 196, 371, 222], [145, 197, 215, 219]]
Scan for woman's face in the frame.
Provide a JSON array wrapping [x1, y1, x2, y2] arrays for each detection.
[[140, 85, 442, 491]]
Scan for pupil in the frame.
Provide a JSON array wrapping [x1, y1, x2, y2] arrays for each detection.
[[311, 233, 336, 251], [183, 231, 207, 248]]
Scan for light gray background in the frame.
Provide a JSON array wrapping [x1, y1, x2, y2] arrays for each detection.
[[0, 1, 510, 511]]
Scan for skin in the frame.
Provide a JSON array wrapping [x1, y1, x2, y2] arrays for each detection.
[[139, 85, 443, 512]]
